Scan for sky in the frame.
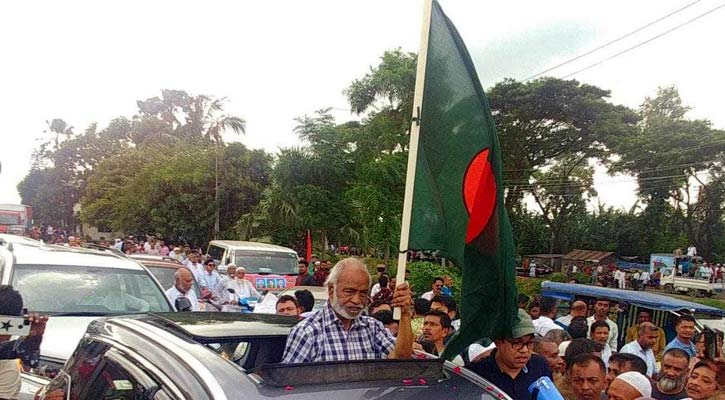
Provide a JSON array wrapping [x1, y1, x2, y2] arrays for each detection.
[[1, 0, 724, 211]]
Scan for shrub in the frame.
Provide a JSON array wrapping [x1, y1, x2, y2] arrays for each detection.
[[407, 261, 462, 304]]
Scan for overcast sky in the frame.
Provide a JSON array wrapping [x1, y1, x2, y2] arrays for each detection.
[[1, 0, 724, 210]]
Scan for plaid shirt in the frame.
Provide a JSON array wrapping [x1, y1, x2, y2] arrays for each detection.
[[281, 302, 396, 363]]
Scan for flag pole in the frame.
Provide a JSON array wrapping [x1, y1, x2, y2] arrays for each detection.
[[394, 0, 433, 321]]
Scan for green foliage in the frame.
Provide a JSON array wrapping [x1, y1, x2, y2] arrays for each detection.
[[549, 273, 568, 283], [407, 261, 462, 303], [515, 277, 543, 297]]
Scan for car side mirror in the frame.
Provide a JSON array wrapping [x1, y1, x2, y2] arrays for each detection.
[[175, 297, 192, 312]]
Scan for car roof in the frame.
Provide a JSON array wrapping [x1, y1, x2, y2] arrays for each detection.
[[143, 312, 298, 339], [90, 313, 510, 399], [208, 240, 297, 254], [542, 281, 725, 316], [129, 254, 181, 264], [5, 240, 144, 270], [134, 259, 184, 269]]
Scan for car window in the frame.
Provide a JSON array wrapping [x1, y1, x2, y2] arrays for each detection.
[[12, 264, 172, 313], [234, 250, 297, 275], [146, 266, 202, 297], [207, 245, 225, 263], [82, 360, 147, 399], [44, 338, 110, 399]]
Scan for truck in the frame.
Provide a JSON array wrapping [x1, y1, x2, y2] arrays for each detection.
[[0, 204, 32, 235], [660, 268, 715, 297]]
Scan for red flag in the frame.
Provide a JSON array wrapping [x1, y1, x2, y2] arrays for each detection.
[[306, 230, 312, 263]]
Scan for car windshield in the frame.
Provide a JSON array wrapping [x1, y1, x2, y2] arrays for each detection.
[[0, 214, 19, 225], [12, 264, 172, 314], [234, 250, 297, 275], [146, 265, 202, 298]]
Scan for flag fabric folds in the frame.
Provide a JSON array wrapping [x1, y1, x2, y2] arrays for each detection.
[[407, 0, 518, 359]]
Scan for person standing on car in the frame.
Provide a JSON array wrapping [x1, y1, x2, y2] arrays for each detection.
[[165, 269, 199, 311], [587, 298, 619, 350], [282, 258, 413, 362], [465, 309, 552, 399]]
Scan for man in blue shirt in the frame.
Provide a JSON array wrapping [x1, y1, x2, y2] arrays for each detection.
[[664, 315, 697, 358], [466, 309, 552, 399]]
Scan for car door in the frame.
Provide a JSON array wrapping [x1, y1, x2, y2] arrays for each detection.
[[80, 349, 159, 399]]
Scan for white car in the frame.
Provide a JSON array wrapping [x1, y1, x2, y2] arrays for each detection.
[[0, 234, 173, 399]]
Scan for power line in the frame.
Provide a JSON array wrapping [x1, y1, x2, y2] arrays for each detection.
[[504, 171, 710, 189], [523, 0, 703, 81], [560, 3, 725, 79]]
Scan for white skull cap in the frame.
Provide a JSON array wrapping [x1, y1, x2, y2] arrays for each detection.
[[615, 371, 651, 398]]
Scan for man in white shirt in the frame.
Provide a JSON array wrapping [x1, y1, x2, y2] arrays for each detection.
[[165, 268, 199, 311], [687, 244, 697, 257], [421, 277, 444, 301], [632, 270, 641, 290], [183, 252, 205, 280], [226, 267, 261, 301], [532, 297, 560, 336], [214, 264, 237, 300], [587, 298, 619, 350], [590, 320, 612, 366], [555, 300, 587, 328], [620, 322, 659, 377]]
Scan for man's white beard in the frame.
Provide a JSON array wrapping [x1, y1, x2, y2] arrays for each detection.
[[330, 289, 360, 320], [658, 374, 685, 392]]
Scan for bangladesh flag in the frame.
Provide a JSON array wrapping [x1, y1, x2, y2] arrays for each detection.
[[405, 0, 517, 359]]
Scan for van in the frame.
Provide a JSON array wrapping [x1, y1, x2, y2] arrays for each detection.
[[206, 240, 299, 292]]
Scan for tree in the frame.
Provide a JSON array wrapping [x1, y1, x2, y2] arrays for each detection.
[[529, 157, 596, 253], [487, 78, 639, 212], [609, 86, 725, 256]]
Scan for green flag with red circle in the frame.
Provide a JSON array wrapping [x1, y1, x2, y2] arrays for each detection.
[[407, 0, 518, 359]]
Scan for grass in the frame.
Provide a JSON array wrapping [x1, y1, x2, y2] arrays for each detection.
[[659, 292, 725, 311]]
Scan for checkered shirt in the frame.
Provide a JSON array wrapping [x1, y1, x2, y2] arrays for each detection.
[[281, 302, 396, 363]]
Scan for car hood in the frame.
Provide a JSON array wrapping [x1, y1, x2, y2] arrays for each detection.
[[40, 316, 98, 361]]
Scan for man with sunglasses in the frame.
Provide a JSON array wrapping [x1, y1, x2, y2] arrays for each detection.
[[466, 309, 552, 399], [421, 277, 444, 301]]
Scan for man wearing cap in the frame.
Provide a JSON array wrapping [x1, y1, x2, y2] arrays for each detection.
[[607, 371, 652, 400], [466, 309, 552, 399]]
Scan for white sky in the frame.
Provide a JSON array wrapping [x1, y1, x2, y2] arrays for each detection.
[[1, 0, 724, 211]]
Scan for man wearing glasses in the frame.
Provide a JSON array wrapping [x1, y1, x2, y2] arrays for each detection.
[[421, 277, 444, 301], [466, 309, 552, 399]]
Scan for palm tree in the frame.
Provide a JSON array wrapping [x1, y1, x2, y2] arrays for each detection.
[[198, 96, 246, 239]]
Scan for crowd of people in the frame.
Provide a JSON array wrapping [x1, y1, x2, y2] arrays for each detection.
[[516, 291, 725, 399], [9, 228, 725, 398]]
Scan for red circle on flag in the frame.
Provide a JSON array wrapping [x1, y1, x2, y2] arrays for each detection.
[[463, 149, 496, 244]]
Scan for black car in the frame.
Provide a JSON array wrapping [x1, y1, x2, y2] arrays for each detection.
[[35, 312, 512, 399]]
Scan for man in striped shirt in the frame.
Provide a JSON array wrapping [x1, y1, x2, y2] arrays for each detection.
[[282, 258, 413, 363]]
